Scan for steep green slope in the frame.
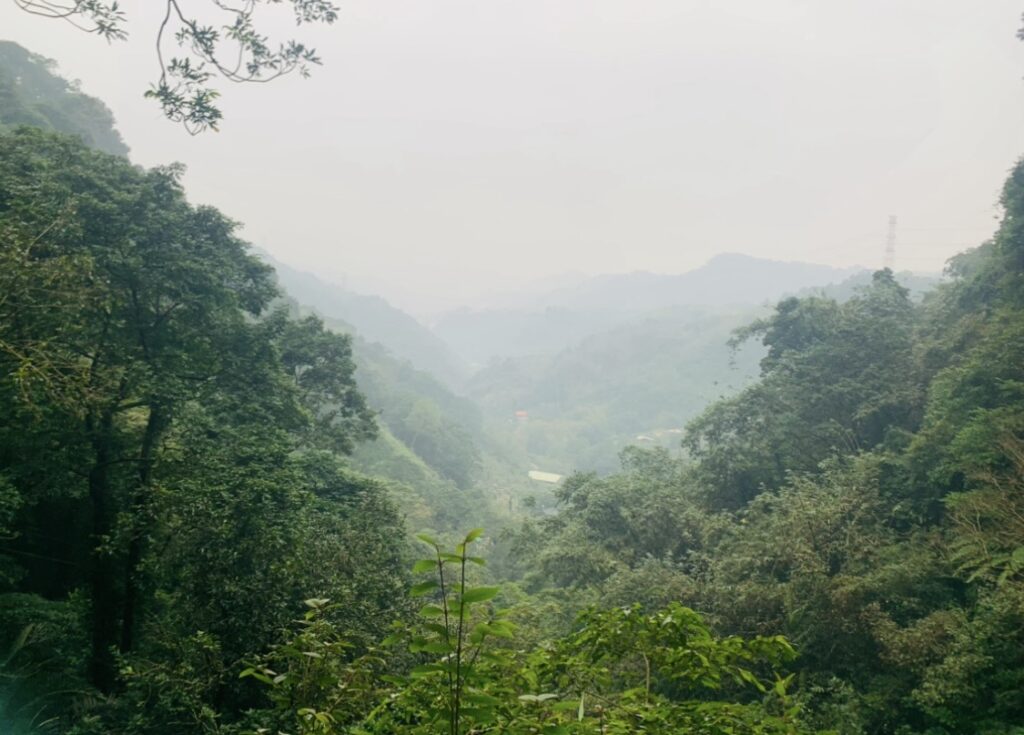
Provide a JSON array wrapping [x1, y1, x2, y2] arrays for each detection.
[[0, 40, 128, 156], [352, 337, 482, 490], [0, 129, 405, 732], [264, 253, 468, 388], [0, 36, 504, 534], [274, 308, 519, 531], [349, 423, 455, 529]]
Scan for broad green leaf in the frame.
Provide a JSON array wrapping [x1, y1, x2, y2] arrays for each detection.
[[461, 586, 500, 604], [464, 528, 484, 544], [410, 663, 446, 677], [487, 620, 516, 638], [412, 559, 437, 574], [463, 690, 500, 706], [410, 580, 439, 597], [469, 627, 487, 645], [462, 707, 497, 723], [422, 640, 455, 654]]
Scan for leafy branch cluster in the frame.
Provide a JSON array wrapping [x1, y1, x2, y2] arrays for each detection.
[[12, 0, 339, 133], [246, 532, 811, 735]]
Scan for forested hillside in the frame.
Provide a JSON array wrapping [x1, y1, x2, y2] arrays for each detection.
[[0, 38, 509, 536], [345, 329, 517, 532], [468, 306, 765, 473], [500, 175, 1024, 732], [1, 23, 1023, 735], [464, 268, 938, 475], [260, 282, 521, 533], [0, 41, 127, 156], [0, 118, 813, 735], [0, 128, 408, 730], [265, 255, 468, 389]]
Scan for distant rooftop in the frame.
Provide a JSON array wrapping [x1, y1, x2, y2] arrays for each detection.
[[527, 470, 563, 484]]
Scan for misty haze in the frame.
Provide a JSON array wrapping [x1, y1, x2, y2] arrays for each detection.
[[1, 3, 1023, 734]]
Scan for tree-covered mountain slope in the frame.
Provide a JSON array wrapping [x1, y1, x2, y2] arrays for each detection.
[[0, 38, 502, 534], [498, 158, 1024, 734], [0, 127, 408, 729], [2, 31, 1022, 735], [464, 268, 937, 474], [0, 40, 128, 156], [467, 305, 766, 473], [266, 289, 524, 532], [263, 253, 469, 388]]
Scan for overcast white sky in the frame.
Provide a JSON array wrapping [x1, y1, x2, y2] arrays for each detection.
[[2, 1, 1023, 314]]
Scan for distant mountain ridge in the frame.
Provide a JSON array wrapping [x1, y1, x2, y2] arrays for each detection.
[[261, 252, 468, 388], [433, 254, 867, 366], [530, 254, 863, 312]]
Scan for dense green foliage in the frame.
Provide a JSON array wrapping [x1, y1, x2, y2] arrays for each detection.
[[2, 37, 1023, 735], [244, 533, 813, 735], [0, 128, 406, 732], [0, 125, 826, 734], [259, 264, 511, 533], [302, 310, 508, 532], [499, 162, 1024, 734]]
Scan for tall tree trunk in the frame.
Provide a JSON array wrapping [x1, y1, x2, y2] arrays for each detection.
[[120, 402, 167, 653], [87, 408, 119, 694]]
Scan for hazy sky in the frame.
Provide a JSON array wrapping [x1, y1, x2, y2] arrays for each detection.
[[3, 1, 1023, 314]]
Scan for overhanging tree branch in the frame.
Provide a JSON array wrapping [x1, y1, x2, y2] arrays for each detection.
[[11, 0, 339, 134]]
